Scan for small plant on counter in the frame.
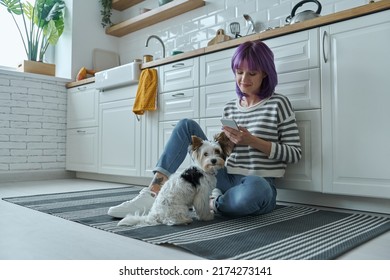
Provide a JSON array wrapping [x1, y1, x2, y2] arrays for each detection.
[[0, 0, 65, 62], [99, 0, 112, 28]]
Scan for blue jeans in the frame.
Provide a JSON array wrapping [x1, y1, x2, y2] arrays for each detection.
[[154, 119, 277, 217]]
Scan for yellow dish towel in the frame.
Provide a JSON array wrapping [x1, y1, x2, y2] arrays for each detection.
[[133, 68, 158, 117]]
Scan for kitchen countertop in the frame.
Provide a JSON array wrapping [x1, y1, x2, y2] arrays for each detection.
[[66, 0, 390, 89]]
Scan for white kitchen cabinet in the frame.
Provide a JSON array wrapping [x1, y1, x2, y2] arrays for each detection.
[[266, 28, 320, 73], [321, 10, 390, 199], [66, 127, 98, 172], [66, 84, 99, 172], [268, 29, 321, 110], [158, 59, 200, 173], [160, 58, 199, 92], [67, 85, 99, 128], [99, 96, 141, 176], [276, 110, 322, 192], [159, 88, 199, 121], [98, 85, 159, 178], [276, 69, 321, 110], [201, 111, 322, 193], [141, 110, 159, 177], [198, 29, 323, 193], [199, 82, 236, 118], [200, 48, 235, 86]]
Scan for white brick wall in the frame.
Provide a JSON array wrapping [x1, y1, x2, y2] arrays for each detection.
[[0, 70, 68, 174]]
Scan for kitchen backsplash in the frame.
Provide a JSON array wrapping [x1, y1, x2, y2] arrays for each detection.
[[118, 0, 369, 63]]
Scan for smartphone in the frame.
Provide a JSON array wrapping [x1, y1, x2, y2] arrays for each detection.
[[220, 118, 239, 130]]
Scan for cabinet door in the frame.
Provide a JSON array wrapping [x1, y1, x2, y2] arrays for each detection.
[[276, 110, 322, 192], [66, 127, 98, 172], [67, 85, 98, 129], [159, 88, 199, 121], [160, 58, 199, 92], [200, 48, 235, 86], [199, 82, 236, 118], [99, 98, 141, 176], [141, 110, 159, 177], [321, 10, 390, 198]]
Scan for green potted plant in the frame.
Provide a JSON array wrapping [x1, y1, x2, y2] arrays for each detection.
[[0, 0, 65, 75], [99, 0, 112, 28]]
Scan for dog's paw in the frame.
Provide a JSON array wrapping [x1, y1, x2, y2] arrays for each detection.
[[198, 212, 214, 221]]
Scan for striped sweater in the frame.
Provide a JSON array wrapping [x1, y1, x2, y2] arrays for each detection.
[[223, 93, 302, 178]]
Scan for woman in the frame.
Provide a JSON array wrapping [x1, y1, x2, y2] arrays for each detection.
[[108, 40, 302, 218]]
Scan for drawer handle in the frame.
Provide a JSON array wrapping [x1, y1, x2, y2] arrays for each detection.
[[77, 86, 87, 91], [322, 30, 328, 63], [172, 63, 185, 68], [171, 92, 185, 97], [76, 130, 86, 133]]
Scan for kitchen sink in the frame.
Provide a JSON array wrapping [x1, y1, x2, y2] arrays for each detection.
[[95, 61, 141, 90]]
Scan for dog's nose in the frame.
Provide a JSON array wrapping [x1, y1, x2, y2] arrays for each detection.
[[211, 159, 217, 165]]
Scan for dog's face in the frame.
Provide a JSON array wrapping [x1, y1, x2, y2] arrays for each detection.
[[189, 134, 230, 175]]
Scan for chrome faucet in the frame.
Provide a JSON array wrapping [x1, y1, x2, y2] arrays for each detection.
[[145, 35, 166, 58]]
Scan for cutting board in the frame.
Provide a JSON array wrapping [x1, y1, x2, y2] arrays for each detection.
[[207, 29, 231, 46], [93, 49, 120, 71]]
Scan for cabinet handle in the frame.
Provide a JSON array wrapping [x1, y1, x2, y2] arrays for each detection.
[[76, 130, 86, 133], [171, 92, 185, 97], [171, 63, 185, 68], [322, 30, 329, 63], [77, 86, 87, 91]]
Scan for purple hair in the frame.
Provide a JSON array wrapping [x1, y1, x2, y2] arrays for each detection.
[[231, 40, 277, 100]]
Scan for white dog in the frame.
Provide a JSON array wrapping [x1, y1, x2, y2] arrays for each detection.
[[118, 133, 231, 226]]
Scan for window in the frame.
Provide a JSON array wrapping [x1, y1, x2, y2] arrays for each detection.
[[0, 0, 36, 69]]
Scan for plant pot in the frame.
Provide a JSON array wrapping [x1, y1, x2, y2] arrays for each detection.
[[18, 60, 56, 76]]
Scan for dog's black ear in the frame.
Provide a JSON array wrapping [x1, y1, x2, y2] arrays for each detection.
[[214, 132, 233, 156]]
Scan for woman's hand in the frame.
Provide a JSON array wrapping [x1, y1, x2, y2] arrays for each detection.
[[222, 126, 250, 145], [222, 126, 272, 156]]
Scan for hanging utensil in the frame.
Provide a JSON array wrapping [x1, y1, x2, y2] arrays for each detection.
[[229, 22, 241, 38], [243, 14, 256, 35]]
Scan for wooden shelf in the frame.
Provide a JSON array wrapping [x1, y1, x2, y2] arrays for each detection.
[[106, 0, 205, 37], [112, 0, 144, 11]]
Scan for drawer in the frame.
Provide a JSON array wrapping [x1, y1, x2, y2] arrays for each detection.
[[99, 84, 138, 103], [200, 48, 236, 86], [199, 82, 236, 118], [160, 58, 199, 92], [159, 88, 199, 121], [266, 28, 320, 74], [276, 68, 321, 110]]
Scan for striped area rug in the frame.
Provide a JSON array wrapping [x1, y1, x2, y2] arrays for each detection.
[[3, 186, 390, 260]]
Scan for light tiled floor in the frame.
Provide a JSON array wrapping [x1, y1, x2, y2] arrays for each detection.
[[0, 179, 389, 260]]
